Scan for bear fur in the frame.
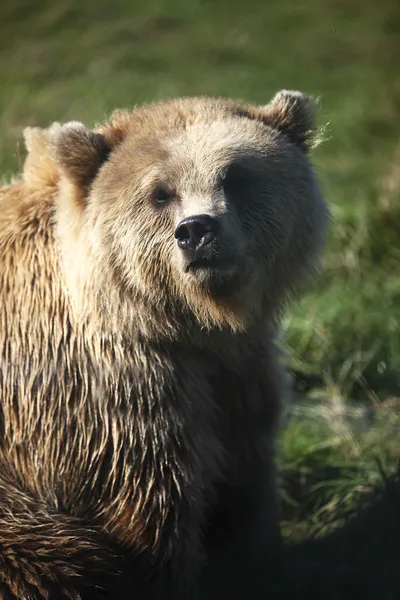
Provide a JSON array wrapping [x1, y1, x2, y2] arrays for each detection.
[[0, 91, 329, 599]]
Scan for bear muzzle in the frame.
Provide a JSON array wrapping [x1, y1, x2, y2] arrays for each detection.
[[175, 214, 222, 274]]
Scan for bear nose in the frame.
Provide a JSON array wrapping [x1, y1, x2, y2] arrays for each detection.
[[174, 215, 219, 251]]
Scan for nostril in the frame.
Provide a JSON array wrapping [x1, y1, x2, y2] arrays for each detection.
[[175, 224, 191, 243], [193, 222, 211, 244]]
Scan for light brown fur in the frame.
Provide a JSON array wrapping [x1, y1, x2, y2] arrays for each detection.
[[0, 91, 329, 599]]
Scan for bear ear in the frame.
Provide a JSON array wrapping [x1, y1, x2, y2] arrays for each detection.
[[22, 124, 60, 187], [48, 121, 111, 192], [248, 90, 318, 153]]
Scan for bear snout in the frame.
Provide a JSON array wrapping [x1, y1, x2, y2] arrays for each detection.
[[174, 214, 222, 272], [174, 214, 219, 251]]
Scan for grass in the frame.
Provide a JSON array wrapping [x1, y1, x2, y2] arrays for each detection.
[[1, 0, 400, 540]]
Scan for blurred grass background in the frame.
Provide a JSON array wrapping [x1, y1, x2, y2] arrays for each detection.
[[1, 0, 400, 540]]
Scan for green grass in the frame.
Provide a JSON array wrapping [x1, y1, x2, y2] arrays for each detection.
[[1, 0, 400, 539]]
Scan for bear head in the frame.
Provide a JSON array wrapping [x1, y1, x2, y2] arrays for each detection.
[[43, 91, 329, 339]]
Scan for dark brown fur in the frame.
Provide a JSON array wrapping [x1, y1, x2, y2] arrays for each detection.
[[0, 91, 329, 599]]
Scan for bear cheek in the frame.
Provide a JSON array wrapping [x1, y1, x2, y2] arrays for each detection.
[[169, 245, 190, 290], [134, 232, 176, 295]]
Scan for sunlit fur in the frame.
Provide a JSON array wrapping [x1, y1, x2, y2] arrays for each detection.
[[0, 91, 329, 599]]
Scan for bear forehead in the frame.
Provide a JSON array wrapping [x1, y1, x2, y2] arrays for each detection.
[[102, 96, 276, 158], [126, 118, 267, 161], [103, 121, 272, 200], [104, 103, 278, 190]]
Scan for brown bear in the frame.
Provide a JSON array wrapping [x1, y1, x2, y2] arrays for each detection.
[[0, 91, 329, 600]]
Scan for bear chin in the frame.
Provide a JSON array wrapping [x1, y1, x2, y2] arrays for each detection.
[[185, 260, 251, 300]]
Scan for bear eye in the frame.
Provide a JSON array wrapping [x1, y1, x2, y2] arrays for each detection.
[[219, 163, 249, 196], [152, 187, 173, 205]]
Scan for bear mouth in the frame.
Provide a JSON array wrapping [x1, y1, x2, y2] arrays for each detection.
[[183, 255, 248, 298], [184, 257, 222, 273]]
